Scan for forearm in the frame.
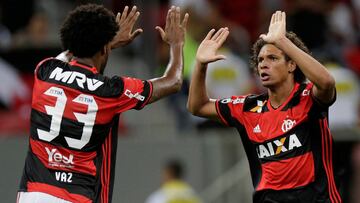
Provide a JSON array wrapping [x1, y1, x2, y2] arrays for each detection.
[[148, 44, 184, 103], [275, 37, 335, 90], [187, 61, 211, 115]]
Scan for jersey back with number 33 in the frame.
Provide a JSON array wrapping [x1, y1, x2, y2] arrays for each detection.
[[19, 58, 153, 203]]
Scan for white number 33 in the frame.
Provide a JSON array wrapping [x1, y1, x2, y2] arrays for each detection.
[[37, 87, 98, 149]]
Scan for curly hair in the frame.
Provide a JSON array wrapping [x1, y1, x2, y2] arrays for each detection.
[[60, 4, 118, 57], [250, 32, 311, 83]]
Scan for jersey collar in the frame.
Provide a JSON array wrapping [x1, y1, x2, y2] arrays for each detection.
[[266, 82, 300, 112], [69, 60, 98, 74]]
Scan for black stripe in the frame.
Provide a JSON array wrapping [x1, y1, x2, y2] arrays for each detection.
[[217, 100, 237, 126], [255, 121, 312, 164], [30, 109, 113, 151], [134, 80, 151, 110], [37, 58, 124, 98]]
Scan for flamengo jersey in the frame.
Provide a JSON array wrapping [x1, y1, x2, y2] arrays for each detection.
[[19, 58, 153, 203], [216, 83, 342, 203]]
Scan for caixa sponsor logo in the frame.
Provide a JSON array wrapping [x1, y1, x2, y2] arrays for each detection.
[[45, 147, 74, 168], [256, 134, 302, 159], [124, 89, 145, 101]]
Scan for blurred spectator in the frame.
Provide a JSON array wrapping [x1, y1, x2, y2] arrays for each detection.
[[286, 0, 330, 58], [0, 0, 35, 34], [0, 58, 30, 109], [325, 62, 360, 129], [345, 39, 360, 78], [0, 57, 31, 133], [351, 143, 360, 203], [145, 159, 202, 203], [11, 12, 51, 48], [0, 24, 11, 49], [204, 49, 255, 99]]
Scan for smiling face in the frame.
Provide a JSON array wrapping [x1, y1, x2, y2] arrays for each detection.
[[257, 44, 295, 88]]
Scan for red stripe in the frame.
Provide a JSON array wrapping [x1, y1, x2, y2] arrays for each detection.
[[324, 119, 341, 202], [324, 119, 342, 202], [320, 119, 341, 203], [27, 182, 92, 203], [69, 60, 98, 74], [101, 130, 112, 203], [101, 141, 107, 203], [320, 120, 335, 203], [30, 138, 97, 176], [106, 133, 112, 203]]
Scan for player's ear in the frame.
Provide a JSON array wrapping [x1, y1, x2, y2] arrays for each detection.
[[288, 60, 296, 73], [101, 44, 111, 56]]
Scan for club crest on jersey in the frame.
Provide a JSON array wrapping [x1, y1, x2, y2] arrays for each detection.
[[302, 89, 310, 96], [281, 119, 296, 132], [256, 134, 302, 159], [49, 67, 104, 91]]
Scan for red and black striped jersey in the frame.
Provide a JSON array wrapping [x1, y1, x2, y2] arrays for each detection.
[[19, 58, 153, 203], [216, 82, 342, 203]]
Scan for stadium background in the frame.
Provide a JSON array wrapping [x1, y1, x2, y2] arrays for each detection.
[[0, 0, 359, 202]]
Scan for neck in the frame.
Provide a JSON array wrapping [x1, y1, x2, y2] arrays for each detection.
[[267, 80, 295, 109], [72, 56, 101, 73]]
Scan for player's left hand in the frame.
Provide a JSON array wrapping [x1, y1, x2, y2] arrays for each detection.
[[260, 11, 286, 44], [155, 6, 189, 46], [111, 6, 143, 49]]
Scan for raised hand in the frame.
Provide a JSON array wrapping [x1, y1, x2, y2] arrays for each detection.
[[196, 28, 229, 64], [110, 6, 143, 49], [155, 6, 189, 46], [260, 11, 286, 43]]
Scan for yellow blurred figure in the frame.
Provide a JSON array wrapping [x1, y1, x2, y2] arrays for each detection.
[[145, 160, 201, 203]]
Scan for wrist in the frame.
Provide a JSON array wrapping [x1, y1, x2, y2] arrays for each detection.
[[273, 36, 290, 49], [196, 59, 208, 69], [169, 42, 184, 47]]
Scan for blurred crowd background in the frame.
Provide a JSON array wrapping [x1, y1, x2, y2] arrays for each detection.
[[0, 0, 360, 202]]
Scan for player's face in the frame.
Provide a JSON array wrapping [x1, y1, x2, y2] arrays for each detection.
[[257, 44, 294, 88]]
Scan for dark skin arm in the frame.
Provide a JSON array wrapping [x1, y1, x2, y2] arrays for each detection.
[[148, 6, 189, 104]]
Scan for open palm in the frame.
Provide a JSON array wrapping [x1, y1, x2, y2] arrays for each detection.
[[111, 6, 143, 49], [260, 11, 286, 43], [196, 28, 229, 64]]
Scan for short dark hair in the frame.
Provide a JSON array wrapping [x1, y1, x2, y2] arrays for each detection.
[[60, 4, 118, 57], [165, 159, 184, 179], [250, 32, 311, 83]]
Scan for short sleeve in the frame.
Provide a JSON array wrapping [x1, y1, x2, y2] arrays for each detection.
[[309, 82, 337, 107], [116, 77, 153, 113], [215, 95, 247, 127]]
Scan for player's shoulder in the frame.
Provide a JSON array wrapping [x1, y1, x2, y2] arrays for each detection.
[[242, 93, 268, 112]]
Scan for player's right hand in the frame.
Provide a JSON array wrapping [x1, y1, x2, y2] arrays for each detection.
[[196, 28, 229, 64], [155, 6, 189, 46], [110, 6, 143, 49]]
